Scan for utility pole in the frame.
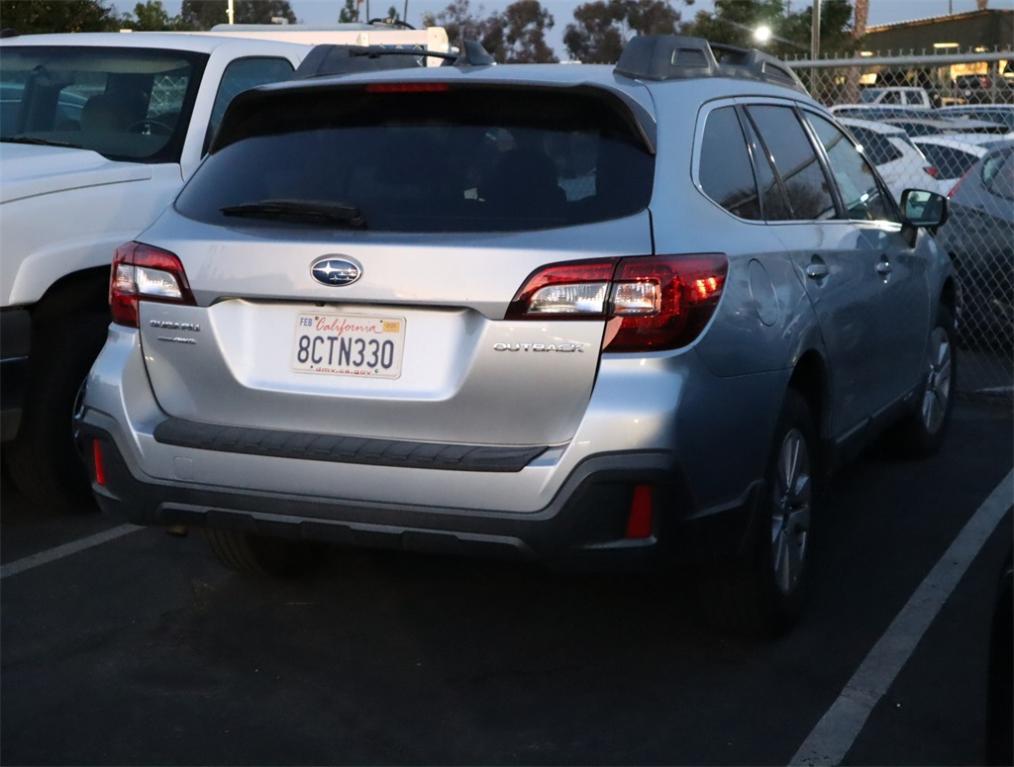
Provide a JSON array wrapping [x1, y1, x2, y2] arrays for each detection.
[[810, 0, 821, 60], [810, 0, 821, 95], [227, 0, 234, 24]]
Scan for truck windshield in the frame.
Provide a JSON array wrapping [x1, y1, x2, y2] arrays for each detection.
[[176, 87, 655, 233], [0, 46, 207, 163]]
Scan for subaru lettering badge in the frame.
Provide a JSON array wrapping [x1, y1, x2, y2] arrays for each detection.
[[310, 256, 362, 287]]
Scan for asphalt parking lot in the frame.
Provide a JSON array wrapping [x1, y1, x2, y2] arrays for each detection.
[[1, 400, 1011, 766]]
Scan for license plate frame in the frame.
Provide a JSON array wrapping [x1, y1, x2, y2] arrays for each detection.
[[292, 312, 406, 380]]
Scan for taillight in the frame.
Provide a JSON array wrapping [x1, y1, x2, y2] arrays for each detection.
[[924, 165, 940, 178], [505, 259, 616, 319], [507, 254, 728, 352], [948, 166, 975, 199], [110, 241, 194, 327]]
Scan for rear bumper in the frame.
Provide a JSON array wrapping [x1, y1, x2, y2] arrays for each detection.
[[79, 420, 763, 568]]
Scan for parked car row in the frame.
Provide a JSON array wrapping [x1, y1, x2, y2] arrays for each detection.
[[829, 101, 1013, 351]]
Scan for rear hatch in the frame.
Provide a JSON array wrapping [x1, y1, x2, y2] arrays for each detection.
[[135, 82, 656, 448]]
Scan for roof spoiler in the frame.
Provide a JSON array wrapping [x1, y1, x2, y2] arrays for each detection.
[[295, 38, 493, 78], [614, 35, 806, 94]]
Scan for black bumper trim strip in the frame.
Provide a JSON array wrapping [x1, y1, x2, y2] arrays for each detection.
[[153, 417, 548, 472]]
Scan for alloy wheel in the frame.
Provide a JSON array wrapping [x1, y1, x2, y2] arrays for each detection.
[[921, 326, 952, 435], [771, 428, 812, 595]]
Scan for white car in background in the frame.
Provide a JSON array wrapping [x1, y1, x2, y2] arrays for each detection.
[[936, 104, 1014, 133], [838, 117, 938, 200], [860, 86, 935, 108], [912, 136, 989, 195]]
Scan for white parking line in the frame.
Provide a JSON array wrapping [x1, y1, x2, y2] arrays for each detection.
[[0, 524, 142, 580], [790, 468, 1014, 767]]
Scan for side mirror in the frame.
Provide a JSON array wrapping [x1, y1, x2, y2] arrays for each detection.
[[899, 189, 949, 246]]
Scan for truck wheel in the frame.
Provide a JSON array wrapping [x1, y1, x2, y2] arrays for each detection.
[[7, 310, 109, 513], [205, 529, 325, 578], [698, 389, 818, 636], [889, 306, 956, 459]]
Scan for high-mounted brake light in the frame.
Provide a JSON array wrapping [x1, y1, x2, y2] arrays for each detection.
[[507, 254, 728, 352], [110, 241, 194, 327], [364, 82, 451, 93]]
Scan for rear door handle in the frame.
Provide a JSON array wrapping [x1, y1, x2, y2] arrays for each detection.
[[876, 258, 893, 276]]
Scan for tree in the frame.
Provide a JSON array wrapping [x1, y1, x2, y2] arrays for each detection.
[[180, 0, 296, 29], [422, 0, 487, 47], [503, 0, 557, 62], [0, 0, 119, 33], [564, 0, 681, 64], [235, 0, 296, 24], [679, 0, 785, 49], [424, 0, 556, 63], [778, 0, 853, 56], [119, 0, 186, 30], [338, 0, 360, 22], [180, 0, 226, 28], [680, 0, 854, 57]]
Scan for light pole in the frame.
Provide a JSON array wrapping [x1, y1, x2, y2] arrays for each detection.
[[810, 0, 821, 60], [227, 0, 234, 24]]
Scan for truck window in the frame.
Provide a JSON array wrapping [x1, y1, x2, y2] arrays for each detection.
[[205, 57, 294, 153], [0, 46, 208, 163]]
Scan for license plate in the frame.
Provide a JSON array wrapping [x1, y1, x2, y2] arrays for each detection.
[[292, 313, 406, 379]]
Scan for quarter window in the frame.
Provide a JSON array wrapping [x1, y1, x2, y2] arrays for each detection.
[[807, 113, 896, 222], [746, 105, 836, 221], [699, 107, 761, 220]]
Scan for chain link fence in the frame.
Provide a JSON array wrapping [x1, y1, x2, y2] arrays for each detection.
[[787, 50, 1013, 398]]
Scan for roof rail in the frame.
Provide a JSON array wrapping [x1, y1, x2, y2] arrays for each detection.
[[614, 35, 807, 94], [295, 38, 493, 78]]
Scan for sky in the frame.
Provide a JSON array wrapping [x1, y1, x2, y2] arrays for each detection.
[[150, 0, 1006, 56]]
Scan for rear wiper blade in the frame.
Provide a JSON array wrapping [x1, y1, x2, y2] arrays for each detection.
[[220, 199, 367, 228], [2, 135, 82, 149]]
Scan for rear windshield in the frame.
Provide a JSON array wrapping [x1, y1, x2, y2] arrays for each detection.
[[0, 46, 207, 163], [174, 87, 654, 233]]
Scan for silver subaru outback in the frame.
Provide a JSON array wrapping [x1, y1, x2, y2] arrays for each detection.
[[78, 36, 956, 632]]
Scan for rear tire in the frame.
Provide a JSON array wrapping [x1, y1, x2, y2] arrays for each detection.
[[698, 389, 818, 637], [889, 306, 956, 459], [7, 310, 108, 513], [204, 529, 325, 578]]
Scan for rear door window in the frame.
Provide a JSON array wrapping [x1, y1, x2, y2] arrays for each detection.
[[745, 105, 836, 221], [698, 106, 761, 220], [176, 87, 655, 233]]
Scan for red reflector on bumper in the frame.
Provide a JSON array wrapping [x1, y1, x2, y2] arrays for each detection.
[[625, 484, 653, 539], [92, 439, 106, 487]]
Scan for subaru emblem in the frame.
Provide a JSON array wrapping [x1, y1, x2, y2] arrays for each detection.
[[310, 256, 361, 287]]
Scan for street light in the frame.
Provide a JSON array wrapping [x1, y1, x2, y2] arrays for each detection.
[[753, 24, 773, 45]]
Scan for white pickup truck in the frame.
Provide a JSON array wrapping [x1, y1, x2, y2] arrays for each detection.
[[0, 27, 444, 510]]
